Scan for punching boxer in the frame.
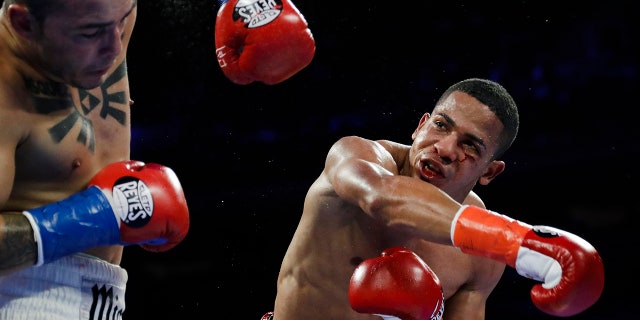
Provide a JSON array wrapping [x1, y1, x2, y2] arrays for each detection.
[[264, 78, 603, 319]]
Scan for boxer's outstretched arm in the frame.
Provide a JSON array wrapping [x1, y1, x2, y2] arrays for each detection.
[[326, 136, 459, 245], [326, 136, 604, 317]]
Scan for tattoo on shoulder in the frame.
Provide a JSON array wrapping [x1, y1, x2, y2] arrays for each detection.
[[23, 62, 129, 153]]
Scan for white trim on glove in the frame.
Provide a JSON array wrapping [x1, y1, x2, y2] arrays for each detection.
[[515, 246, 562, 289]]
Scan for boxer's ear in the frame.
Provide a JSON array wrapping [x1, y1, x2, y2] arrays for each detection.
[[478, 160, 505, 186], [7, 4, 39, 40]]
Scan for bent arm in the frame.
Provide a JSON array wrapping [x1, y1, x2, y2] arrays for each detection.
[[325, 136, 462, 246], [0, 212, 38, 274], [0, 136, 38, 274]]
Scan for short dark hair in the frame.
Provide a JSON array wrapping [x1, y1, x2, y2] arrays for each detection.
[[3, 0, 60, 23], [436, 78, 519, 159], [3, 0, 137, 23]]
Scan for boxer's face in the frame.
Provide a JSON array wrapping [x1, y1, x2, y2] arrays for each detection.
[[409, 91, 505, 201], [29, 0, 136, 89]]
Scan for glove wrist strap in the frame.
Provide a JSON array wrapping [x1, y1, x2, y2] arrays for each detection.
[[22, 186, 120, 266], [451, 205, 531, 266]]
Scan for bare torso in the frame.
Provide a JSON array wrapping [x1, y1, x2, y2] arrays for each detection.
[[274, 139, 505, 319], [275, 179, 469, 319], [0, 21, 133, 266]]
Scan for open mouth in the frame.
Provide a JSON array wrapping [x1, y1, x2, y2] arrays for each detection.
[[420, 160, 442, 180]]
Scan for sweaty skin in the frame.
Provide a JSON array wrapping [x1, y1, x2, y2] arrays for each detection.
[[0, 0, 137, 275], [273, 92, 508, 319]]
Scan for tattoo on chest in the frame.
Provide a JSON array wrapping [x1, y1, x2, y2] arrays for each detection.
[[23, 62, 129, 153]]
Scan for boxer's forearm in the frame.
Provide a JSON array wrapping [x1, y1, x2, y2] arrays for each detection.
[[0, 212, 38, 274]]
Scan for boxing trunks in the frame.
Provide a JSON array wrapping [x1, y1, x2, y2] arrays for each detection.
[[0, 253, 128, 320]]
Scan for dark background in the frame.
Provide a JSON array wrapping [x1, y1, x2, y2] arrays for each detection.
[[121, 1, 637, 319]]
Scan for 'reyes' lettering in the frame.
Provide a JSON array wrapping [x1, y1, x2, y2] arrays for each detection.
[[234, 0, 282, 28], [111, 178, 153, 228]]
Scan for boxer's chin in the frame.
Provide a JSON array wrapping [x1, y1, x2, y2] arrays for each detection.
[[72, 71, 109, 90]]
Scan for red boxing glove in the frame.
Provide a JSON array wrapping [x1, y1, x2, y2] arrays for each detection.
[[349, 247, 444, 320], [215, 0, 316, 85], [451, 205, 604, 317], [24, 160, 190, 266], [89, 160, 190, 252]]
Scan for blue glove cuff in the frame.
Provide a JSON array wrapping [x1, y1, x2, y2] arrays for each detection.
[[23, 186, 121, 266]]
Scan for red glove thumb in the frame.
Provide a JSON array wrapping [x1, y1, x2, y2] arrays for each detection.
[[521, 227, 605, 317]]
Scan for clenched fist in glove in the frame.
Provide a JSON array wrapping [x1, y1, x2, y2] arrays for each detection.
[[215, 0, 316, 85], [451, 205, 604, 317], [23, 160, 190, 266], [349, 246, 444, 320]]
